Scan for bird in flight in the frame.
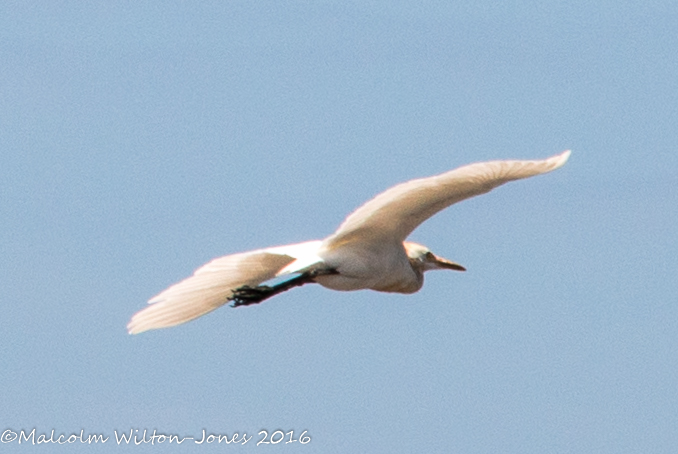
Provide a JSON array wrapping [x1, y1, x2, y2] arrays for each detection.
[[128, 150, 570, 334]]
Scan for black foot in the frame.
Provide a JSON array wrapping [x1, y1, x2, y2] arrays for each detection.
[[228, 269, 338, 308], [229, 285, 274, 307]]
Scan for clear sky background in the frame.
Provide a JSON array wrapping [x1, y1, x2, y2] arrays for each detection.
[[1, 1, 677, 453]]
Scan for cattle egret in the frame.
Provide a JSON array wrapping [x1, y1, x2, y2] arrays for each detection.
[[128, 150, 570, 334]]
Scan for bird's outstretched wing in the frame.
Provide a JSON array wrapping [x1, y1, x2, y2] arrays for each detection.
[[325, 151, 570, 248], [127, 241, 322, 334]]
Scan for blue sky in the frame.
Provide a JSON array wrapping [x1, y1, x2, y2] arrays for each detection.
[[1, 1, 677, 452]]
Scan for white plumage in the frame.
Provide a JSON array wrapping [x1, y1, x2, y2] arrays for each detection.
[[128, 150, 570, 334]]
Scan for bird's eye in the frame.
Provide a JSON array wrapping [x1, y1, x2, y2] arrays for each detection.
[[425, 252, 434, 260]]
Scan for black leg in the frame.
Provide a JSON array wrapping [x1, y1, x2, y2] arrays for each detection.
[[229, 268, 338, 307]]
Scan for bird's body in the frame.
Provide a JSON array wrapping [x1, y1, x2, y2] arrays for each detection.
[[314, 240, 422, 293], [128, 150, 570, 334]]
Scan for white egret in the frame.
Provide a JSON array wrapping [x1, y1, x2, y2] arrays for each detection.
[[128, 150, 570, 334]]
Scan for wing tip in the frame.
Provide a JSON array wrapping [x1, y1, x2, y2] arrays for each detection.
[[126, 303, 178, 335], [126, 316, 147, 335], [551, 149, 571, 169]]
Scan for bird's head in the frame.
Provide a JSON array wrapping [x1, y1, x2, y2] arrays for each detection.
[[404, 242, 466, 273]]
